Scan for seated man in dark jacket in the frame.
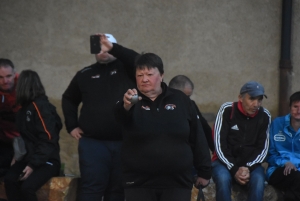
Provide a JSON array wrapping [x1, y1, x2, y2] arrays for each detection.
[[211, 81, 271, 201]]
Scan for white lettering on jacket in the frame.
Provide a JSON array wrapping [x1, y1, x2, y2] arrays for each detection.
[[274, 132, 286, 141]]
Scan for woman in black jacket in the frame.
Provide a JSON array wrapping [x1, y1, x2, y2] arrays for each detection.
[[4, 70, 62, 201], [114, 52, 212, 201]]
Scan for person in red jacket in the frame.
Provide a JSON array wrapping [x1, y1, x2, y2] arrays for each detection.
[[0, 58, 20, 177]]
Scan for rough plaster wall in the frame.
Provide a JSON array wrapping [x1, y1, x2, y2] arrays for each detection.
[[1, 0, 298, 175]]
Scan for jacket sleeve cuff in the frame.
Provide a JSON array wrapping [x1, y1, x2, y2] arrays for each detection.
[[27, 163, 37, 171], [67, 126, 78, 134], [114, 100, 134, 122], [229, 166, 239, 177], [248, 164, 260, 172], [197, 167, 212, 180], [109, 43, 121, 56]]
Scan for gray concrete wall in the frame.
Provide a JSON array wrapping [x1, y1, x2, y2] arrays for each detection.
[[0, 0, 299, 175]]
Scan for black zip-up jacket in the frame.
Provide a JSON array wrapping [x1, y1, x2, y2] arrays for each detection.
[[110, 44, 211, 188], [62, 57, 136, 140], [191, 100, 214, 152], [16, 95, 62, 170], [214, 102, 271, 176], [115, 83, 212, 189]]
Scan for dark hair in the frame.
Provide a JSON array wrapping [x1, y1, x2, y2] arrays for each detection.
[[16, 70, 45, 106], [289, 91, 300, 106], [169, 75, 194, 90], [134, 53, 164, 75], [0, 58, 14, 69]]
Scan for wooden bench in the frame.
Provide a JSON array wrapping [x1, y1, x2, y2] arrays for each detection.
[[0, 176, 78, 201]]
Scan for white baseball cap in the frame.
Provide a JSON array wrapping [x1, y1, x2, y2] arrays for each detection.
[[105, 33, 117, 43]]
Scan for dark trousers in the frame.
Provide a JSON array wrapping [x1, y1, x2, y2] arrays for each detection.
[[269, 167, 300, 201], [0, 141, 13, 177], [78, 137, 124, 201], [4, 160, 59, 201], [125, 188, 191, 201]]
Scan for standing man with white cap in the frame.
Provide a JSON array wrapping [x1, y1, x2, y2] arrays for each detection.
[[62, 33, 136, 201], [211, 81, 271, 201]]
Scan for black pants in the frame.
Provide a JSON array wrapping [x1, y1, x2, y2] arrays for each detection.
[[78, 138, 124, 201], [0, 141, 13, 177], [125, 188, 191, 201], [269, 167, 300, 201], [4, 160, 59, 201]]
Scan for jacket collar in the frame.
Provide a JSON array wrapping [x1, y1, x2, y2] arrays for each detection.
[[95, 59, 118, 66], [237, 100, 259, 117], [284, 114, 300, 135], [284, 113, 291, 126], [138, 82, 172, 102]]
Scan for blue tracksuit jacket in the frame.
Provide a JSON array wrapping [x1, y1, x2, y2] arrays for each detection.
[[266, 114, 300, 181]]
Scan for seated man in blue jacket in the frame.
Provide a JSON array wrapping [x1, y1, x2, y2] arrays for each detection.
[[266, 91, 300, 201]]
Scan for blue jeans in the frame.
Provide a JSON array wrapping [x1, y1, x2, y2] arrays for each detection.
[[78, 137, 124, 201], [212, 160, 265, 201]]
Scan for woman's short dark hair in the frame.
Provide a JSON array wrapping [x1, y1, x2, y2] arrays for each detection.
[[16, 70, 45, 106], [289, 91, 300, 106], [134, 53, 164, 75]]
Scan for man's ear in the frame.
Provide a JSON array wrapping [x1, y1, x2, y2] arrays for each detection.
[[238, 94, 243, 102]]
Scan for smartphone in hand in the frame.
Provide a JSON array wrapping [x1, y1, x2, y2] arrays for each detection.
[[90, 35, 101, 54]]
